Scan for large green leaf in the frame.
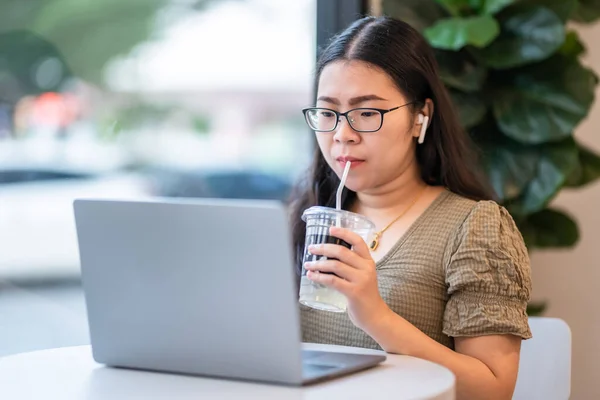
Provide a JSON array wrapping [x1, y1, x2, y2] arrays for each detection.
[[475, 127, 538, 201], [492, 57, 596, 144], [559, 31, 586, 58], [425, 15, 500, 50], [475, 127, 578, 212], [565, 143, 600, 187], [518, 208, 579, 248], [480, 7, 564, 69], [435, 0, 471, 16], [519, 0, 577, 22], [436, 49, 487, 92], [450, 90, 487, 128], [436, 0, 515, 15], [469, 0, 515, 15], [382, 0, 447, 32], [572, 0, 600, 23], [512, 139, 578, 214]]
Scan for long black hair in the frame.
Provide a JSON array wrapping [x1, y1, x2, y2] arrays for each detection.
[[289, 15, 494, 271]]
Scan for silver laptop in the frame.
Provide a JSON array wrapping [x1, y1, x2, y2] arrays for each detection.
[[73, 197, 386, 386]]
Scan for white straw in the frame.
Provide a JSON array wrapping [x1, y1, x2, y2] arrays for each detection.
[[336, 161, 351, 210], [335, 161, 352, 226]]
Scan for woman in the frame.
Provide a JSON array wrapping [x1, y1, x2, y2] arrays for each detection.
[[289, 15, 532, 399]]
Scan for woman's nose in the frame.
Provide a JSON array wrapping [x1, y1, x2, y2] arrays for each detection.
[[333, 117, 361, 144]]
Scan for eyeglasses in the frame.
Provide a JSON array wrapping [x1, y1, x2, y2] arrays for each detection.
[[301, 102, 414, 133]]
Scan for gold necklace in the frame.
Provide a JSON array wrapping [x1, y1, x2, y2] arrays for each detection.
[[369, 186, 428, 251]]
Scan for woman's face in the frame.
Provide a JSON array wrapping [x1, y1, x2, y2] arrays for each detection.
[[314, 60, 423, 193]]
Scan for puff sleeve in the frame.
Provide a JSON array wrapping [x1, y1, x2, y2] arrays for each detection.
[[443, 201, 532, 339]]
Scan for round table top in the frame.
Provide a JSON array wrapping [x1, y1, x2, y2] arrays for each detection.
[[0, 344, 455, 400]]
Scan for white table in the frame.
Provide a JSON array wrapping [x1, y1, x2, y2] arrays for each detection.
[[0, 344, 455, 400]]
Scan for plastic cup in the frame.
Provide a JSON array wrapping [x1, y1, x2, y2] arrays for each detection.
[[299, 206, 375, 312]]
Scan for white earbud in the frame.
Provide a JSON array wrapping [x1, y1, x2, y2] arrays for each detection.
[[418, 114, 429, 144]]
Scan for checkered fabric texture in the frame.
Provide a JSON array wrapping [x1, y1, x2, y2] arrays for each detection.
[[300, 190, 533, 350]]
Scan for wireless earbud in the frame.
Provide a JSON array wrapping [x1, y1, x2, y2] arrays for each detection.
[[418, 115, 429, 144]]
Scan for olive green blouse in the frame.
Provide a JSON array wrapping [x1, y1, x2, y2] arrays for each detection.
[[300, 190, 532, 350]]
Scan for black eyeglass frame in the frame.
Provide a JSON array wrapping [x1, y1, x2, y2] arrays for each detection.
[[301, 102, 415, 133]]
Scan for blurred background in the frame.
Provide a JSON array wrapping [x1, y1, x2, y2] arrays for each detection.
[[1, 0, 600, 398], [0, 0, 320, 360]]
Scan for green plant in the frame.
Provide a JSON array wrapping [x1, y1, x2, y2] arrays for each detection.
[[382, 0, 600, 250], [381, 0, 600, 315]]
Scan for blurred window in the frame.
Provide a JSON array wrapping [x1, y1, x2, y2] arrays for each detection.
[[0, 0, 316, 279]]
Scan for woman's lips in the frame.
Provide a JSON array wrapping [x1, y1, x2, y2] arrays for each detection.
[[336, 157, 365, 168]]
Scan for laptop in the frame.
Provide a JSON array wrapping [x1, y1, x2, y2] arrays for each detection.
[[73, 197, 386, 386]]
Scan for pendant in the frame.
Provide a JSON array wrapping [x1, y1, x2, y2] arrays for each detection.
[[369, 233, 380, 251]]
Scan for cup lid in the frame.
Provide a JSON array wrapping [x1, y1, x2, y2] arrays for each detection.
[[301, 206, 375, 229]]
